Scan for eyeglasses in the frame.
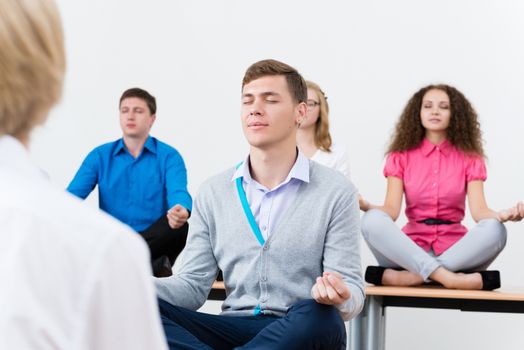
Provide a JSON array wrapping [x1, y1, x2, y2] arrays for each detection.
[[306, 100, 320, 109]]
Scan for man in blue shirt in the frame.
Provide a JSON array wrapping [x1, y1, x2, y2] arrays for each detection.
[[67, 88, 192, 277]]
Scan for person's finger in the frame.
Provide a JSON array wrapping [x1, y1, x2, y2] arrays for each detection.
[[358, 195, 369, 211], [518, 202, 524, 217], [322, 275, 334, 289], [167, 217, 177, 229], [324, 282, 339, 301], [505, 208, 514, 221], [508, 207, 518, 221], [171, 206, 188, 221], [323, 274, 350, 300], [324, 272, 347, 295], [169, 209, 186, 221], [311, 285, 320, 301], [312, 282, 328, 304], [320, 275, 341, 303], [327, 274, 351, 299], [497, 210, 508, 222], [316, 277, 328, 299]]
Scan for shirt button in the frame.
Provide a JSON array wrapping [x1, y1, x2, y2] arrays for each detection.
[[261, 276, 267, 281], [434, 170, 438, 174], [433, 183, 437, 187], [263, 245, 269, 251], [261, 225, 267, 231]]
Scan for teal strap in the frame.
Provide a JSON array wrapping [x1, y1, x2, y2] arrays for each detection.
[[236, 177, 265, 246], [253, 304, 262, 316], [236, 162, 265, 315]]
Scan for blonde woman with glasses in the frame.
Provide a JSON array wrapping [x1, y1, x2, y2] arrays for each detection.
[[297, 80, 351, 179]]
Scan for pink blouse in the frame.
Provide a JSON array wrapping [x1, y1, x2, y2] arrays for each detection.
[[384, 138, 487, 255]]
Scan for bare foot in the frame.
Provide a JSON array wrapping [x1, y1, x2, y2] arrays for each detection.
[[430, 268, 482, 290], [446, 272, 482, 290], [382, 269, 424, 286]]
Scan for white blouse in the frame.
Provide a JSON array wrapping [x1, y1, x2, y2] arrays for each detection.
[[311, 145, 351, 180], [0, 135, 167, 350]]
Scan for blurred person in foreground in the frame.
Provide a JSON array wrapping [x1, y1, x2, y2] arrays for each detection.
[[0, 0, 167, 349]]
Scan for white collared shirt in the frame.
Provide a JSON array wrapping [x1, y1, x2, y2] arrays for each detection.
[[0, 135, 167, 350], [232, 150, 310, 240], [311, 144, 351, 180]]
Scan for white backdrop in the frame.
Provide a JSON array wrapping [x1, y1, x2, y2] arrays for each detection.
[[32, 0, 524, 348]]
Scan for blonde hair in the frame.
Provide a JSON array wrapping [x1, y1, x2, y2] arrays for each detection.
[[306, 80, 332, 152], [0, 0, 66, 138]]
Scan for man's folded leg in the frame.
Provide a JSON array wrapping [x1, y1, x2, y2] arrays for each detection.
[[141, 217, 189, 277], [238, 299, 346, 350], [158, 298, 279, 350]]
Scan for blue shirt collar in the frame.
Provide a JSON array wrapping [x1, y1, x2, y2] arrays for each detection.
[[113, 136, 156, 157], [232, 149, 310, 187], [143, 136, 157, 154]]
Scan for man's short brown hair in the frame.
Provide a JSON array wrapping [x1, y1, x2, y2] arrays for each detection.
[[242, 59, 307, 104], [119, 88, 156, 115]]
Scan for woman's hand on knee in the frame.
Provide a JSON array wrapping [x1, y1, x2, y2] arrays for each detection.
[[497, 201, 524, 222], [311, 271, 351, 305], [518, 201, 524, 219], [358, 194, 370, 212]]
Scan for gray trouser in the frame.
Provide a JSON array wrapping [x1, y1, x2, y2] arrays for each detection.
[[361, 209, 507, 280]]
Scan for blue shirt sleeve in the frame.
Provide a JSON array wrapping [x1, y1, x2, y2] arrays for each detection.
[[165, 151, 192, 212], [67, 150, 99, 199]]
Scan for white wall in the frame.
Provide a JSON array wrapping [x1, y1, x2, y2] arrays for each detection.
[[35, 0, 524, 348]]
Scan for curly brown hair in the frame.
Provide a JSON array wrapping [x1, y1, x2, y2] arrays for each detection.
[[387, 84, 485, 157]]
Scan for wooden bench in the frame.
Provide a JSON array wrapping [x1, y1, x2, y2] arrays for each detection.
[[349, 285, 524, 350], [208, 282, 524, 350]]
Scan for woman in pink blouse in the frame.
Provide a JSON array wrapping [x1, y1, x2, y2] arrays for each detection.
[[359, 84, 524, 290]]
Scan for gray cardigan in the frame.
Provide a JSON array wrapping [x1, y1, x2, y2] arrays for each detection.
[[156, 161, 364, 321]]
